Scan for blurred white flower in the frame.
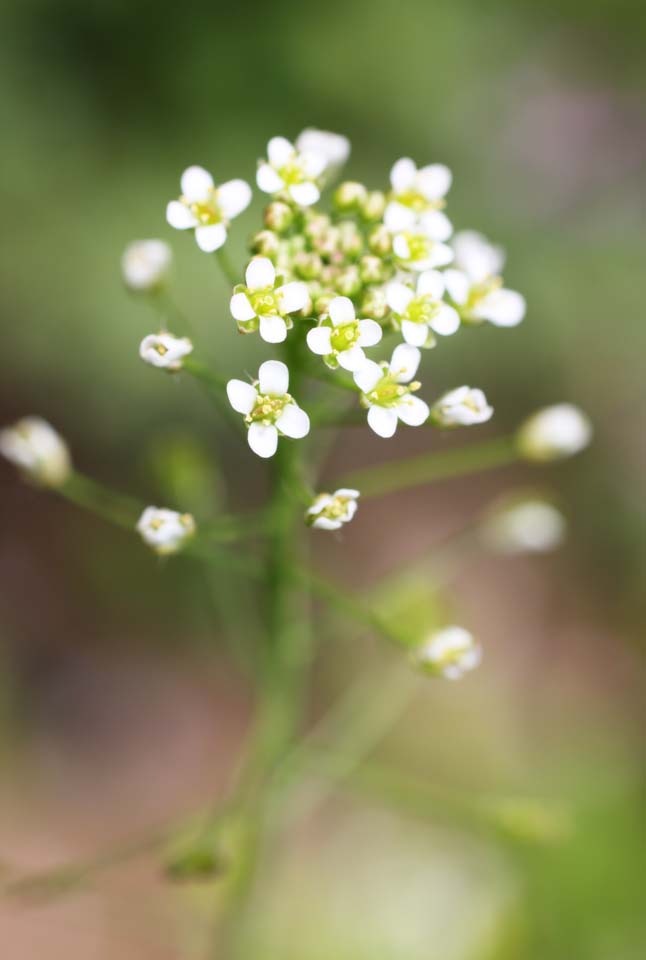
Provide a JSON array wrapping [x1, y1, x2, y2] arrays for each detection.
[[0, 417, 71, 487], [139, 333, 193, 371], [166, 165, 251, 253], [414, 626, 481, 680], [386, 202, 454, 272], [227, 360, 310, 459], [431, 386, 493, 428], [230, 257, 308, 344], [137, 506, 195, 555], [444, 230, 526, 328], [306, 296, 382, 371], [354, 344, 429, 438], [517, 404, 592, 461], [386, 270, 460, 347], [306, 488, 359, 531], [480, 498, 566, 554], [257, 136, 327, 207], [295, 128, 350, 177], [388, 157, 452, 214], [122, 239, 172, 292]]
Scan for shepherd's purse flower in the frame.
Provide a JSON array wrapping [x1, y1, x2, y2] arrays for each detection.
[[166, 165, 251, 253], [227, 360, 310, 459], [430, 386, 493, 428], [257, 136, 327, 207], [306, 296, 382, 371], [444, 230, 526, 327], [413, 626, 481, 680], [306, 488, 359, 531], [137, 506, 196, 555], [140, 333, 193, 371], [354, 344, 429, 438], [386, 270, 460, 347], [0, 417, 71, 487], [230, 258, 309, 344]]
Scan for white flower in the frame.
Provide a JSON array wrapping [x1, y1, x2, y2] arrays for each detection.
[[230, 258, 308, 344], [385, 201, 454, 272], [256, 136, 328, 207], [295, 128, 350, 177], [139, 333, 193, 371], [166, 165, 251, 253], [443, 230, 526, 328], [353, 344, 430, 438], [226, 360, 310, 459], [306, 488, 359, 531], [136, 506, 195, 555], [306, 296, 382, 371], [413, 626, 481, 680], [0, 417, 71, 487], [517, 404, 592, 461], [480, 498, 566, 554], [431, 386, 493, 428], [389, 157, 452, 213], [122, 239, 172, 292], [385, 270, 460, 347]]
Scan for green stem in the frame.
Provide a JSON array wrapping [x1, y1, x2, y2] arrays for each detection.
[[214, 247, 240, 286]]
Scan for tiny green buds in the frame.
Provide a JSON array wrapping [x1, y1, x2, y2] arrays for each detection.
[[333, 180, 368, 212]]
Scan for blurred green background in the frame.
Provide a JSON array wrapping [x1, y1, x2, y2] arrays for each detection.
[[0, 1, 644, 958]]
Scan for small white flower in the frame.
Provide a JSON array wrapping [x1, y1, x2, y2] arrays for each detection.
[[122, 239, 172, 292], [413, 626, 481, 680], [389, 157, 452, 213], [139, 333, 193, 371], [0, 417, 71, 487], [230, 258, 308, 344], [516, 404, 592, 461], [226, 360, 310, 459], [430, 386, 493, 428], [306, 296, 382, 371], [385, 202, 454, 272], [480, 498, 566, 554], [306, 488, 359, 531], [257, 136, 328, 207], [137, 506, 195, 555], [353, 344, 430, 438], [166, 165, 251, 253], [386, 270, 460, 347], [444, 230, 526, 328], [295, 128, 350, 177]]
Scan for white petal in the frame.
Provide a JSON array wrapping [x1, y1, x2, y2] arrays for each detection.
[[245, 257, 275, 291], [276, 403, 310, 439], [385, 281, 414, 315], [384, 202, 416, 233], [259, 359, 289, 396], [307, 494, 332, 516], [397, 395, 430, 426], [306, 326, 333, 355], [259, 314, 287, 343], [248, 422, 278, 458], [230, 292, 256, 322], [393, 234, 411, 260], [430, 304, 461, 336], [443, 269, 470, 305], [267, 136, 295, 168], [416, 163, 452, 200], [416, 270, 444, 300], [419, 209, 453, 241], [473, 289, 526, 327], [227, 379, 257, 415], [390, 157, 417, 193], [217, 179, 252, 220], [337, 345, 367, 372], [195, 223, 227, 252], [166, 201, 197, 230], [313, 516, 342, 531], [353, 360, 383, 393], [289, 182, 320, 206], [301, 150, 328, 179], [357, 319, 383, 347], [390, 343, 421, 382], [276, 281, 308, 314], [367, 405, 398, 438], [335, 488, 360, 499], [401, 319, 430, 347], [453, 230, 505, 282], [181, 166, 214, 203], [295, 129, 351, 169], [328, 296, 355, 326], [426, 242, 454, 268], [256, 163, 284, 194]]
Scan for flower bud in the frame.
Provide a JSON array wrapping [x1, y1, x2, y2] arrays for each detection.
[[293, 251, 323, 280], [337, 220, 364, 258], [335, 265, 362, 297], [312, 226, 341, 258], [368, 224, 392, 257], [136, 506, 195, 555], [140, 333, 193, 372], [413, 626, 481, 680], [0, 417, 71, 487], [360, 286, 388, 320], [361, 190, 386, 221], [264, 201, 294, 233], [122, 239, 172, 293], [431, 386, 493, 427], [305, 488, 359, 531], [516, 404, 592, 461], [333, 181, 368, 212], [479, 496, 566, 554], [304, 213, 331, 241], [359, 255, 387, 285], [250, 229, 281, 258]]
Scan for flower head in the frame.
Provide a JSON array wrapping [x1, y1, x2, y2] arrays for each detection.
[[354, 344, 430, 438], [122, 239, 172, 292], [137, 506, 195, 555], [388, 157, 452, 214], [295, 128, 350, 178], [306, 488, 359, 531], [385, 203, 454, 272], [227, 360, 310, 459], [516, 404, 592, 461], [444, 230, 526, 328], [230, 258, 308, 344], [0, 417, 71, 487], [257, 136, 327, 207], [431, 386, 493, 428], [306, 296, 382, 371], [166, 166, 251, 253], [480, 497, 566, 554], [413, 626, 481, 680], [386, 270, 460, 347], [139, 333, 193, 371]]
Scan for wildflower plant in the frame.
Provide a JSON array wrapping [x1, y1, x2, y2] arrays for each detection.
[[1, 128, 592, 943]]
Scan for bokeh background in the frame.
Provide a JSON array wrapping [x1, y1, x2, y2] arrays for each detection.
[[1, 1, 645, 957]]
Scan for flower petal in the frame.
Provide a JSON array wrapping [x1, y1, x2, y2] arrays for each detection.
[[401, 319, 431, 347], [416, 270, 444, 300], [276, 281, 308, 314], [453, 230, 505, 282], [301, 150, 328, 179], [353, 360, 383, 393], [328, 295, 355, 326], [335, 488, 360, 499], [473, 289, 526, 327], [259, 314, 287, 343], [258, 359, 289, 396], [443, 269, 470, 305], [385, 281, 414, 315], [337, 345, 367, 372], [245, 256, 275, 290], [384, 202, 416, 233], [416, 163, 452, 200], [248, 422, 278, 458], [390, 157, 417, 192], [306, 326, 333, 355], [367, 405, 398, 438], [195, 223, 227, 252], [397, 395, 430, 426], [276, 403, 310, 439], [295, 129, 351, 169], [267, 136, 295, 168], [357, 319, 383, 347], [166, 201, 197, 230], [426, 242, 454, 268], [217, 179, 252, 220], [181, 166, 214, 203], [419, 209, 453, 241], [390, 343, 421, 382], [230, 292, 256, 322], [430, 303, 461, 336], [393, 234, 411, 260], [226, 379, 256, 415], [289, 182, 320, 206], [256, 163, 284, 194], [313, 516, 342, 530]]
